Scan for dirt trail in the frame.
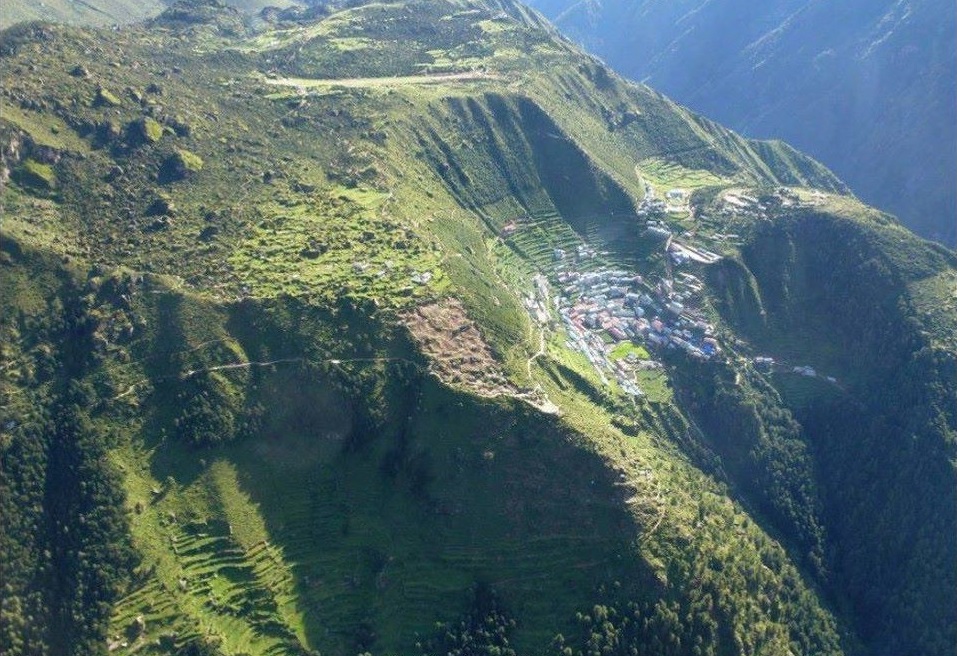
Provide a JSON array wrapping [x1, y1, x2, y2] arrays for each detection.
[[264, 71, 499, 90], [109, 356, 420, 402], [526, 329, 545, 378]]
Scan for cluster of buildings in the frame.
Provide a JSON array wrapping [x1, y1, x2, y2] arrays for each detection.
[[717, 188, 818, 222], [522, 243, 724, 396], [754, 355, 839, 384], [520, 184, 843, 400], [556, 269, 719, 357], [636, 182, 669, 220]]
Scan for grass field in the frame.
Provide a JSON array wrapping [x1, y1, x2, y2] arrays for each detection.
[[637, 156, 729, 193], [608, 342, 651, 361], [108, 361, 642, 655]]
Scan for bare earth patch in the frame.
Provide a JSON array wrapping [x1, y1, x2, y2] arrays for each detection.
[[402, 298, 557, 413]]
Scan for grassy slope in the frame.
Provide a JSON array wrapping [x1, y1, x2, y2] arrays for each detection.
[[0, 0, 303, 29], [0, 1, 953, 655], [0, 0, 164, 29]]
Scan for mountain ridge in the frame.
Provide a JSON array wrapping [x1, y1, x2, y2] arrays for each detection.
[[527, 0, 957, 246]]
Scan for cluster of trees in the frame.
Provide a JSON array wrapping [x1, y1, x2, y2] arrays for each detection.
[[553, 600, 718, 656], [669, 356, 826, 577], [418, 585, 517, 656], [1, 274, 135, 656], [552, 575, 841, 656], [799, 347, 957, 654], [170, 372, 242, 448]]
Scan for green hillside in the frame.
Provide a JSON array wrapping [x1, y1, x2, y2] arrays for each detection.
[[0, 2, 953, 656]]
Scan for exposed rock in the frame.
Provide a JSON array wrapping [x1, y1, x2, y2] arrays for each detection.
[[168, 115, 191, 137], [95, 87, 122, 107], [128, 117, 163, 145], [145, 194, 175, 216], [106, 165, 124, 181], [129, 615, 146, 637], [14, 159, 55, 190]]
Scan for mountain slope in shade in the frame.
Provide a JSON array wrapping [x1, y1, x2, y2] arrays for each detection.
[[527, 0, 957, 246]]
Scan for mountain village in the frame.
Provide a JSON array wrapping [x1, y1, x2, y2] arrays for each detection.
[[518, 183, 843, 397]]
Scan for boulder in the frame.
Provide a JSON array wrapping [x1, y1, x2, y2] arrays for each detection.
[[128, 117, 163, 146], [161, 148, 203, 181], [95, 87, 122, 107]]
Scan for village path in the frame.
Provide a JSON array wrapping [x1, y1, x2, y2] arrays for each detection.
[[109, 356, 423, 402]]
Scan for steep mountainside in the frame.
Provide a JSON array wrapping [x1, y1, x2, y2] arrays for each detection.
[[1, 2, 954, 656], [527, 0, 957, 246]]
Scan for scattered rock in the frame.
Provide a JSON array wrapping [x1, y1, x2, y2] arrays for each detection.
[[147, 216, 172, 231], [145, 194, 175, 216], [99, 119, 123, 143], [402, 299, 521, 401], [130, 615, 146, 637], [106, 164, 124, 181], [168, 115, 191, 137], [292, 180, 316, 193]]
